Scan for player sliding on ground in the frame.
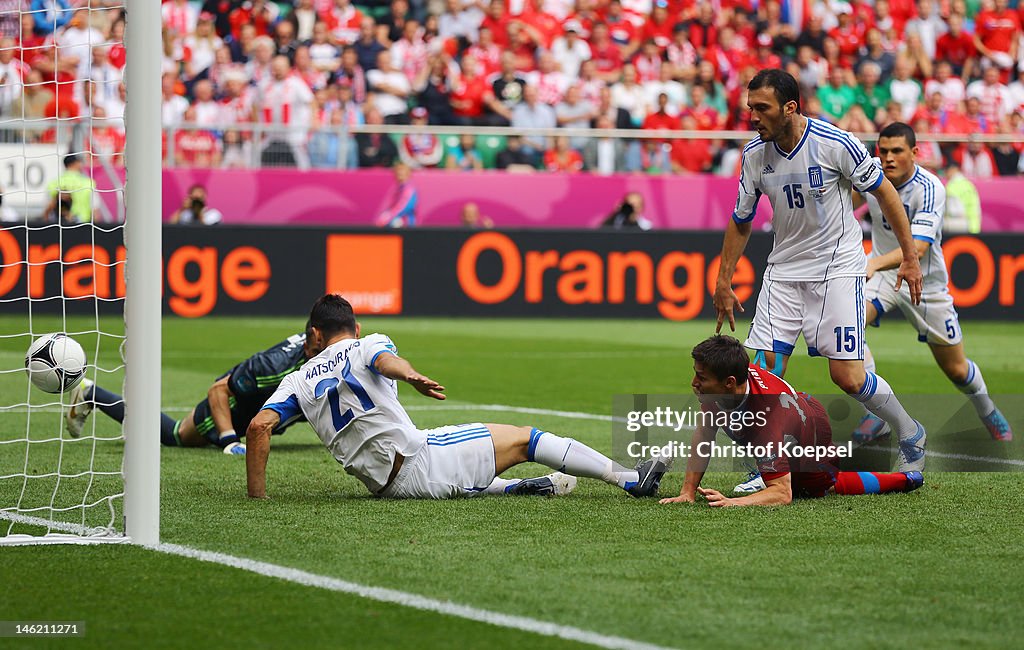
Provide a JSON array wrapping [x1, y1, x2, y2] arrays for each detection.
[[66, 331, 313, 455], [659, 336, 924, 508], [246, 294, 669, 499], [854, 122, 1012, 442], [713, 69, 926, 482]]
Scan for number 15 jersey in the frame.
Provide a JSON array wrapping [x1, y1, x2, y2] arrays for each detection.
[[733, 117, 883, 282], [262, 334, 427, 494]]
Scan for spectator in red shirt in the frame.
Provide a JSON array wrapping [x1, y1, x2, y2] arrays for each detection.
[[751, 33, 782, 71], [642, 92, 681, 141], [682, 84, 725, 130], [688, 2, 718, 57], [975, 0, 1020, 81], [936, 13, 977, 79], [450, 54, 496, 125], [479, 0, 511, 49], [603, 0, 639, 59], [85, 105, 125, 168], [887, 0, 917, 34], [641, 0, 676, 51], [952, 136, 998, 178], [829, 6, 864, 64], [544, 135, 584, 172], [174, 106, 222, 168], [229, 0, 276, 40], [632, 39, 663, 84], [588, 22, 624, 83], [671, 115, 712, 173]]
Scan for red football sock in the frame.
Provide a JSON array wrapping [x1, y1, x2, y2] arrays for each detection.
[[835, 471, 910, 495]]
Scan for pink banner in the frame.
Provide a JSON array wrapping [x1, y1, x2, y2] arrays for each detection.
[[144, 169, 1024, 231]]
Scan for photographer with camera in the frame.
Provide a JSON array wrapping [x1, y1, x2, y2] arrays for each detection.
[[170, 184, 223, 225], [601, 192, 652, 230]]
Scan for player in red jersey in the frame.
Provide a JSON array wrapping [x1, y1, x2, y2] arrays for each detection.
[[660, 336, 924, 507]]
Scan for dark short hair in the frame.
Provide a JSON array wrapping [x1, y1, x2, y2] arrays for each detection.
[[692, 335, 750, 383], [63, 154, 80, 168], [878, 121, 917, 147], [309, 294, 357, 339], [747, 69, 801, 112]]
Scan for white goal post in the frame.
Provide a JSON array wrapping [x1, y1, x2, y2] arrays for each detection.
[[122, 0, 161, 546]]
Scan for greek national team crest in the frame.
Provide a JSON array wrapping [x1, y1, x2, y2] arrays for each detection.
[[807, 166, 823, 188]]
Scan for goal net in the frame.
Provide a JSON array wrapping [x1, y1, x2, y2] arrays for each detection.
[[0, 0, 159, 545]]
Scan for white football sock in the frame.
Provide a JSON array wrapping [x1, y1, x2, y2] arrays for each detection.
[[955, 359, 996, 417], [528, 429, 638, 488], [481, 477, 521, 495], [853, 372, 918, 439]]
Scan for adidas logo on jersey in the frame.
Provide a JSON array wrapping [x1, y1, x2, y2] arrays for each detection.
[[762, 164, 775, 175]]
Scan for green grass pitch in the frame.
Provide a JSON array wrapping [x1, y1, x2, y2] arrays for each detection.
[[1, 316, 1023, 649]]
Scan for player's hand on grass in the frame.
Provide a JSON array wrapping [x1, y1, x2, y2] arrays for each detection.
[[895, 256, 923, 305], [659, 492, 696, 505], [407, 373, 446, 400], [697, 487, 736, 507], [713, 285, 744, 333]]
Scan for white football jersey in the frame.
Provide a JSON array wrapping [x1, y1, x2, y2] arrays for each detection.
[[865, 162, 948, 293], [263, 334, 426, 493], [734, 117, 883, 281]]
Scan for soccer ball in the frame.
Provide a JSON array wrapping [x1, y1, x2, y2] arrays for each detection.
[[24, 333, 87, 394]]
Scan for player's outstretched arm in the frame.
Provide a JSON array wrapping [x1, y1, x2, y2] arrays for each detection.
[[869, 178, 923, 304], [866, 240, 930, 279], [246, 409, 280, 498], [700, 473, 793, 507], [713, 219, 752, 333], [374, 353, 446, 400]]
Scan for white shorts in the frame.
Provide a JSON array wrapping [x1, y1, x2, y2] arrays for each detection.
[[865, 270, 962, 346], [378, 423, 496, 499], [746, 276, 865, 360]]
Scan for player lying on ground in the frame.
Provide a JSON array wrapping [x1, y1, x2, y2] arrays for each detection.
[[246, 294, 669, 499], [854, 121, 1012, 442], [659, 336, 923, 508], [66, 331, 313, 455], [713, 69, 926, 476]]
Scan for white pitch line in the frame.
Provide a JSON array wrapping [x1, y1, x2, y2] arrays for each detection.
[[0, 511, 677, 649], [149, 543, 679, 650], [406, 402, 616, 422]]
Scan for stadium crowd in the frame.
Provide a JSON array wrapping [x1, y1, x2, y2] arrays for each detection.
[[2, 0, 1024, 175]]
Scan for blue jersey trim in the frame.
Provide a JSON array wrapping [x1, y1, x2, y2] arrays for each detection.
[[864, 172, 884, 192], [772, 340, 795, 356], [809, 121, 866, 165], [870, 298, 884, 327], [368, 348, 397, 376], [427, 433, 491, 447], [912, 235, 934, 244], [773, 119, 811, 160], [264, 394, 301, 422], [896, 168, 921, 191]]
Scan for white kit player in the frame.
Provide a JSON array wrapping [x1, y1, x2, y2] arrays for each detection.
[[854, 122, 1012, 442], [712, 70, 927, 473], [245, 295, 669, 500]]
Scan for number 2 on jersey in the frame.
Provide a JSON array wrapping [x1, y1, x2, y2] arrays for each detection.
[[314, 359, 376, 432]]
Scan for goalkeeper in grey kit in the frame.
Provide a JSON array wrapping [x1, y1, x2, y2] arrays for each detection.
[[66, 332, 314, 455]]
